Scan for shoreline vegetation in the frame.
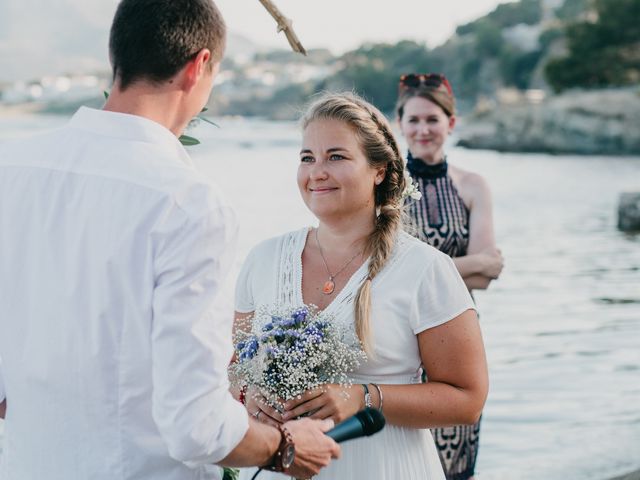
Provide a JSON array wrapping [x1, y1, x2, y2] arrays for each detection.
[[3, 86, 640, 156]]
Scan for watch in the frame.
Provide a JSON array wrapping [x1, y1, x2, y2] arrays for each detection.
[[265, 423, 296, 472]]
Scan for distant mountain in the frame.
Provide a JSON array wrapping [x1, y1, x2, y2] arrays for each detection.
[[226, 33, 267, 60], [0, 0, 114, 82], [0, 0, 263, 82]]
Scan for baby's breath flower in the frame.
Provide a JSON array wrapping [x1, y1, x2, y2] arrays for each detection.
[[230, 305, 366, 411]]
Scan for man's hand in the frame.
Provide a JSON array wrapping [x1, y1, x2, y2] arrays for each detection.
[[284, 418, 340, 478]]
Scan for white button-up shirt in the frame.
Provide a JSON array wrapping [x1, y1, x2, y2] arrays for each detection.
[[0, 107, 249, 479]]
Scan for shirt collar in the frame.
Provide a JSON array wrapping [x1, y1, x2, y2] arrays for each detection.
[[69, 107, 194, 167]]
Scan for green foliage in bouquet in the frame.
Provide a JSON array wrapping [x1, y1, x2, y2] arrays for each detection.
[[222, 467, 239, 480]]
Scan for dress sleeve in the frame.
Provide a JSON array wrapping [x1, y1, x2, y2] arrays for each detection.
[[150, 201, 249, 466], [234, 247, 257, 313], [411, 252, 476, 334]]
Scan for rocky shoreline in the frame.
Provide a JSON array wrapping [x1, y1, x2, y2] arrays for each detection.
[[457, 88, 640, 156]]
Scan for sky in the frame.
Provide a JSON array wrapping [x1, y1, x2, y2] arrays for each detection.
[[0, 0, 510, 82], [217, 0, 510, 53]]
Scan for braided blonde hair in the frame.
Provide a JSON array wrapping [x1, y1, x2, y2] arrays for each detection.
[[301, 92, 407, 355]]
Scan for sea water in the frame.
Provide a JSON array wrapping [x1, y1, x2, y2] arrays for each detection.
[[0, 114, 638, 479]]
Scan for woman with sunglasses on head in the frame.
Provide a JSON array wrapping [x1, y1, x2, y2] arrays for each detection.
[[234, 92, 488, 480], [396, 74, 504, 480]]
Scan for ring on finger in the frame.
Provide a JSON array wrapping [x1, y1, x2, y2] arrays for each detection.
[[252, 410, 261, 419]]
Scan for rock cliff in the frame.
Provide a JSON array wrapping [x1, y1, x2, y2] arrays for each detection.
[[457, 88, 640, 155]]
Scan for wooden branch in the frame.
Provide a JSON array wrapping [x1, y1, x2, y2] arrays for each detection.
[[258, 0, 307, 55]]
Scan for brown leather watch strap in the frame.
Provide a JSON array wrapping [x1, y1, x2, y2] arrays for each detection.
[[265, 423, 295, 472]]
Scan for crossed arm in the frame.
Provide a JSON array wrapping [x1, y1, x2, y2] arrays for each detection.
[[453, 174, 503, 290]]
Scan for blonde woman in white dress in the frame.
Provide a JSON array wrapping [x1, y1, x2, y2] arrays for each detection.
[[233, 92, 488, 480]]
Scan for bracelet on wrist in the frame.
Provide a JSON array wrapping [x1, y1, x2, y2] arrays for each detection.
[[238, 385, 247, 405], [361, 383, 372, 409], [370, 383, 383, 412]]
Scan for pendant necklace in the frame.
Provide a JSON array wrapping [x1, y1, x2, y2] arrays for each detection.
[[315, 229, 362, 295]]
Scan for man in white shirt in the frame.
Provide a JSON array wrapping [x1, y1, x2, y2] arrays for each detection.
[[0, 0, 340, 478]]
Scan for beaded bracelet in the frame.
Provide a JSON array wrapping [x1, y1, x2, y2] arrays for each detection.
[[239, 385, 248, 405]]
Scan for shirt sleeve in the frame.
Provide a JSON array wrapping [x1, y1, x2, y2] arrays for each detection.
[[411, 252, 477, 334], [150, 199, 249, 466]]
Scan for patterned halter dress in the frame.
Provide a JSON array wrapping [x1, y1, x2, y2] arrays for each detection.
[[405, 152, 481, 480]]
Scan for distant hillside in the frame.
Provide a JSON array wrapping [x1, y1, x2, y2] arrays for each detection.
[[229, 0, 600, 117], [544, 0, 640, 91], [450, 0, 640, 155], [215, 0, 640, 155], [316, 0, 599, 113], [0, 0, 113, 82]]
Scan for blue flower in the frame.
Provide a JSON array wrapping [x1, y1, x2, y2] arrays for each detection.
[[314, 320, 328, 330], [259, 333, 271, 343], [284, 329, 301, 338], [273, 329, 286, 343], [292, 308, 308, 325], [280, 317, 297, 328], [304, 325, 320, 336], [262, 322, 274, 332], [265, 346, 279, 357], [240, 337, 259, 360], [270, 315, 285, 326]]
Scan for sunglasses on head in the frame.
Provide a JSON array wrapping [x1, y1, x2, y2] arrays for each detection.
[[399, 73, 453, 95]]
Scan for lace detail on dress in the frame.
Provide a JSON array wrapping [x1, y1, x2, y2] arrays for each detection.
[[276, 228, 306, 307]]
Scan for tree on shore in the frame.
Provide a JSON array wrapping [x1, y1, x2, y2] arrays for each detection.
[[545, 0, 640, 91]]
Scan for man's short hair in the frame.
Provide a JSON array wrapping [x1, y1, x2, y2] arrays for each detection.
[[109, 0, 226, 90]]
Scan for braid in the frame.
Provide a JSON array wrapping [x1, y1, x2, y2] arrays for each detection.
[[353, 205, 402, 355], [302, 92, 408, 355], [351, 101, 406, 356]]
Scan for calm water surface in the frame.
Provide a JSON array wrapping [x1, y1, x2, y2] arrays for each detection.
[[1, 114, 639, 479]]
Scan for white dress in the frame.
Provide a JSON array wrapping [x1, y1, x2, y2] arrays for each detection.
[[235, 227, 475, 480]]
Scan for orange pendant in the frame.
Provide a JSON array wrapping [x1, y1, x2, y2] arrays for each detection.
[[323, 279, 335, 295]]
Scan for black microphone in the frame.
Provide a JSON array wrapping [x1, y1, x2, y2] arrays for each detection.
[[325, 408, 385, 443]]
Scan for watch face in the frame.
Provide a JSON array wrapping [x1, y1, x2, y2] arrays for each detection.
[[281, 444, 295, 469]]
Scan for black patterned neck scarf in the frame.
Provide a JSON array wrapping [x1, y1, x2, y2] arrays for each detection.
[[406, 151, 448, 179]]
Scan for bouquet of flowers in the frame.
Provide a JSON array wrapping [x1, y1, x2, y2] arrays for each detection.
[[231, 305, 366, 410]]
